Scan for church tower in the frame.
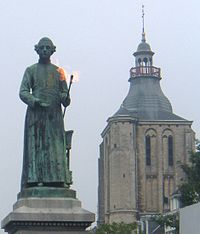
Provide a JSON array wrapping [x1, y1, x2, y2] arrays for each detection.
[[98, 12, 195, 225]]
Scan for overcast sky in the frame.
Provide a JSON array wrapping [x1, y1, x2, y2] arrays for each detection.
[[0, 0, 200, 232]]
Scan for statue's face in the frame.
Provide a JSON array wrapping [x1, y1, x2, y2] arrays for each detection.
[[37, 40, 53, 59]]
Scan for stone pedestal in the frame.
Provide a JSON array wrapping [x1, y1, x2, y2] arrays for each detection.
[[1, 188, 95, 234]]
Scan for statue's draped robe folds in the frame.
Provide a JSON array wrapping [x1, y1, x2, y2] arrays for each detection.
[[19, 62, 69, 189]]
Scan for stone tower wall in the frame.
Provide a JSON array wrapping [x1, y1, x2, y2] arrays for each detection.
[[136, 121, 195, 214], [102, 118, 138, 223], [99, 119, 195, 223]]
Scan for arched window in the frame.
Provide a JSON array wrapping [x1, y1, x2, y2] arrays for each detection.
[[168, 136, 173, 166], [149, 57, 152, 66], [146, 135, 151, 166], [143, 57, 148, 65]]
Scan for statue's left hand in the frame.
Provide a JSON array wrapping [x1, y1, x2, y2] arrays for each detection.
[[65, 97, 71, 107]]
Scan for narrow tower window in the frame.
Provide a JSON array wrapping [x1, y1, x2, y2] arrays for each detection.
[[168, 136, 173, 166], [146, 135, 151, 165], [149, 57, 152, 66], [143, 57, 148, 65]]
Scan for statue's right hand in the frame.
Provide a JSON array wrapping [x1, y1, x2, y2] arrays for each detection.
[[34, 98, 50, 108]]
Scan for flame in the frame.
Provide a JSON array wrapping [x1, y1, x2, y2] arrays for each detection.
[[57, 67, 79, 84], [57, 67, 68, 81], [71, 71, 79, 83]]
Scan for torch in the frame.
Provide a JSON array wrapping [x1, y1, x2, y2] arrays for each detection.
[[63, 74, 73, 118]]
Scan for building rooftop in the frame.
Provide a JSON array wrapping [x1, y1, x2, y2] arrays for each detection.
[[113, 32, 187, 122]]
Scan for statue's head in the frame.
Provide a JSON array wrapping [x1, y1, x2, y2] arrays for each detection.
[[35, 37, 56, 59]]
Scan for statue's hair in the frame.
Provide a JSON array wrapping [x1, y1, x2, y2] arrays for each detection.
[[34, 37, 56, 54]]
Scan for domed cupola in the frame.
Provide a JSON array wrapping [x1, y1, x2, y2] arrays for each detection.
[[133, 32, 154, 67], [137, 40, 152, 52], [113, 10, 185, 121]]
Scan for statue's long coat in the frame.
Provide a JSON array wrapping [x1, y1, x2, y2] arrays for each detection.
[[19, 62, 69, 189]]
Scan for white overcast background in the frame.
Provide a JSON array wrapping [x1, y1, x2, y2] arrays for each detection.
[[0, 0, 199, 232]]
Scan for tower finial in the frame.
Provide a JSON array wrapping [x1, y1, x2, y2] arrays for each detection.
[[142, 5, 146, 42]]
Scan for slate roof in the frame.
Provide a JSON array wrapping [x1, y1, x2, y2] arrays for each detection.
[[113, 76, 186, 121]]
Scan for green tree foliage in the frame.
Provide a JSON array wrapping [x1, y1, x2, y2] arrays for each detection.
[[152, 213, 179, 233], [95, 222, 138, 234], [152, 146, 200, 234], [179, 148, 200, 207]]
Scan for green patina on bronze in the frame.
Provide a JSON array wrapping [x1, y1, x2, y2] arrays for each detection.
[[19, 38, 73, 196], [17, 187, 76, 199]]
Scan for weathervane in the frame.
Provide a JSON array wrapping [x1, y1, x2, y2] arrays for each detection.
[[142, 5, 145, 33], [142, 4, 146, 42]]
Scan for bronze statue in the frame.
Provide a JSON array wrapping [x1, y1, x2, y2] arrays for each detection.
[[19, 37, 71, 190]]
